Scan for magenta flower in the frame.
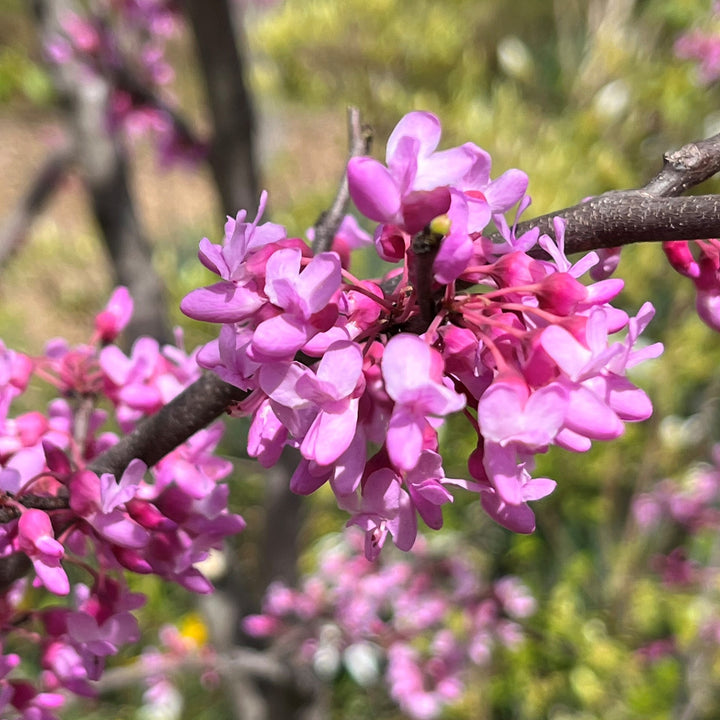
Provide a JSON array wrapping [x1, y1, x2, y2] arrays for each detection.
[[477, 377, 568, 451], [382, 335, 465, 471], [68, 461, 149, 549], [344, 469, 417, 560], [348, 111, 486, 234], [260, 340, 363, 464], [17, 510, 69, 596], [66, 610, 140, 657], [94, 286, 133, 343], [180, 191, 283, 323], [250, 248, 342, 360]]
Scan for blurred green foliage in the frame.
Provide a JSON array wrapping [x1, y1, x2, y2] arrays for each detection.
[[2, 0, 720, 717]]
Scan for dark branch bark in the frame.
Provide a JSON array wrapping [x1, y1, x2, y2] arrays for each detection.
[[642, 132, 720, 197], [0, 146, 73, 267], [525, 194, 720, 255], [311, 107, 373, 254], [512, 132, 720, 252], [181, 0, 260, 217], [90, 372, 248, 477]]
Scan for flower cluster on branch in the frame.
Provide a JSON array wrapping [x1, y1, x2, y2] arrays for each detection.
[[243, 531, 536, 720], [0, 289, 242, 718], [182, 111, 663, 559]]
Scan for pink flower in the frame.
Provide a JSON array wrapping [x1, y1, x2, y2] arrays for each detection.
[[17, 510, 69, 596], [66, 610, 140, 657], [260, 340, 363, 465], [94, 286, 133, 343], [68, 461, 149, 549], [345, 469, 417, 560], [250, 249, 342, 360], [382, 335, 465, 471]]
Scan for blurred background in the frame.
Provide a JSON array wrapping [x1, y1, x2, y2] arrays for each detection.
[[2, 0, 720, 718]]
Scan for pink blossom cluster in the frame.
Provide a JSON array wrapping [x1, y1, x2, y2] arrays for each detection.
[[633, 446, 720, 533], [663, 239, 720, 332], [675, 4, 720, 84], [0, 288, 243, 718], [182, 111, 662, 558], [44, 0, 206, 166], [243, 531, 536, 720], [631, 446, 720, 658], [134, 622, 219, 718]]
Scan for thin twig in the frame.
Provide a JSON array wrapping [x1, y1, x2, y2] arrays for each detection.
[[0, 145, 74, 267], [507, 132, 720, 253], [527, 194, 720, 255], [95, 646, 292, 693], [311, 107, 372, 254]]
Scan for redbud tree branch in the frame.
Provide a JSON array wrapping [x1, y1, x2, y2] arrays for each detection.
[[0, 145, 74, 267], [33, 0, 173, 344], [89, 372, 249, 476], [512, 132, 720, 252], [311, 106, 373, 254]]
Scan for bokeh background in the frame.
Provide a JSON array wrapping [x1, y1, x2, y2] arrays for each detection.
[[2, 0, 720, 717]]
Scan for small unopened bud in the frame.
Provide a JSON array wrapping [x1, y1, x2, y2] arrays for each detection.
[[429, 213, 451, 237]]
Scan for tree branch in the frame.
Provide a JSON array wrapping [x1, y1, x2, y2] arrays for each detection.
[[311, 107, 372, 254], [511, 132, 720, 253], [34, 0, 173, 344], [526, 194, 720, 255], [0, 146, 74, 268], [89, 372, 248, 477]]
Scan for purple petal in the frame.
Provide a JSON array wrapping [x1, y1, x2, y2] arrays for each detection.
[[414, 146, 477, 191], [564, 383, 624, 439], [382, 334, 432, 400], [330, 432, 365, 495], [458, 142, 492, 186], [401, 188, 451, 234], [387, 406, 424, 471], [483, 169, 529, 212], [180, 282, 263, 323], [387, 490, 418, 551], [197, 237, 227, 277], [259, 361, 310, 409], [522, 477, 557, 501], [92, 510, 150, 548], [386, 111, 441, 161], [480, 491, 536, 533], [296, 252, 342, 315], [251, 315, 311, 359], [288, 460, 328, 494], [348, 157, 402, 223], [483, 442, 524, 505], [314, 341, 363, 399], [301, 399, 358, 465]]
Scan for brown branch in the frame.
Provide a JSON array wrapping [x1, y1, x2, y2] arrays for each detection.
[[90, 372, 248, 477], [311, 107, 373, 254], [643, 132, 720, 197], [0, 146, 74, 267], [510, 132, 720, 253], [525, 194, 720, 255], [96, 646, 292, 693]]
